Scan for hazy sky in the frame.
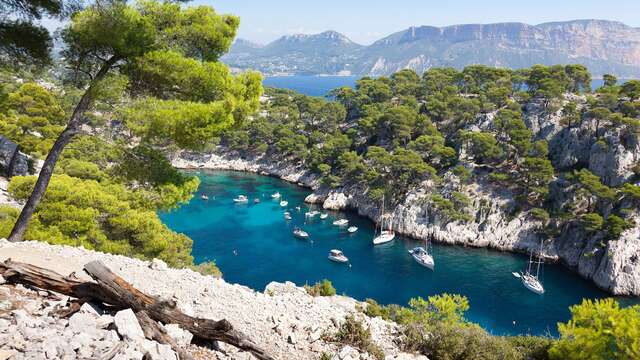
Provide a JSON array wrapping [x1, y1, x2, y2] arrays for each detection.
[[200, 0, 640, 45]]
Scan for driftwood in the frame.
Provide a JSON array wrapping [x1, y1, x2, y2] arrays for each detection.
[[0, 259, 274, 360], [136, 310, 194, 360]]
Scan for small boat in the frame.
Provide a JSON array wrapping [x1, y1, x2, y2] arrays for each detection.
[[233, 195, 248, 203], [201, 194, 209, 200], [253, 198, 260, 203], [271, 192, 281, 199], [328, 249, 349, 263], [284, 213, 292, 220], [305, 211, 320, 218], [515, 242, 545, 295], [409, 243, 434, 270], [280, 200, 288, 207], [347, 226, 358, 233], [320, 213, 328, 219], [295, 206, 301, 211], [373, 195, 395, 245], [333, 219, 349, 226], [293, 227, 309, 239]]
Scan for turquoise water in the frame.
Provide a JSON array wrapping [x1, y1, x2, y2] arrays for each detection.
[[263, 76, 358, 97], [160, 170, 620, 336]]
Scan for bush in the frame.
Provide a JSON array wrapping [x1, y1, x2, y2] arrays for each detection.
[[304, 279, 336, 297], [326, 315, 384, 360], [549, 298, 640, 360], [507, 336, 553, 360], [189, 261, 222, 278]]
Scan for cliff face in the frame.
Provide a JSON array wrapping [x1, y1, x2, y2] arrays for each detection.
[[223, 20, 640, 77], [173, 96, 640, 297]]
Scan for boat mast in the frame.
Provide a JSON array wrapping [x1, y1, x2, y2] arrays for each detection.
[[527, 250, 533, 275], [535, 241, 543, 278]]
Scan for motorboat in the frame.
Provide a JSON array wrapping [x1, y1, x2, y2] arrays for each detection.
[[201, 194, 209, 200], [347, 226, 358, 233], [320, 213, 328, 219], [280, 200, 289, 207], [233, 195, 248, 203], [284, 213, 292, 220], [293, 228, 309, 239], [253, 198, 260, 203], [328, 249, 349, 263], [333, 219, 348, 226], [409, 246, 434, 270], [305, 210, 320, 218], [271, 192, 281, 199]]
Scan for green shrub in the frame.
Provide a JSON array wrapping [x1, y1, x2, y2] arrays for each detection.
[[304, 279, 336, 297], [507, 335, 553, 360], [189, 261, 222, 278], [549, 298, 640, 360], [326, 315, 384, 360], [530, 208, 550, 223]]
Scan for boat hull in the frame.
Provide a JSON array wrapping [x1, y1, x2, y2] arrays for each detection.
[[373, 233, 395, 245], [328, 256, 349, 263]]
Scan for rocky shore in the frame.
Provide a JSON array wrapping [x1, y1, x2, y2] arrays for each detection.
[[0, 239, 424, 360], [172, 148, 640, 298]]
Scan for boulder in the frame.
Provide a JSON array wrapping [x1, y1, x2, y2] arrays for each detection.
[[323, 192, 350, 210], [0, 135, 29, 177], [113, 309, 144, 341]]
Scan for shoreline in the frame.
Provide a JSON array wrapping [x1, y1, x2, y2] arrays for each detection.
[[172, 150, 640, 298]]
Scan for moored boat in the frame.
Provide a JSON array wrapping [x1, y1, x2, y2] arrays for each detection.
[[347, 226, 358, 233], [293, 227, 309, 239], [233, 195, 248, 203], [328, 249, 349, 263], [280, 200, 289, 207], [409, 246, 434, 270], [372, 195, 395, 245], [333, 219, 348, 226], [271, 192, 281, 199], [201, 194, 209, 200], [320, 213, 328, 219]]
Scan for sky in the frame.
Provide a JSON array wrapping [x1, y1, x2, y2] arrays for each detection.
[[200, 0, 640, 45]]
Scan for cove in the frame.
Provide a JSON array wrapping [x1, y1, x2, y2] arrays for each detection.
[[160, 170, 618, 336]]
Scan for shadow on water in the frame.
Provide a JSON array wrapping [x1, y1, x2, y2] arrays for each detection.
[[159, 170, 637, 336]]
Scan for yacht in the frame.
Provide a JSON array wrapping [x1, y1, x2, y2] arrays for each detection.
[[347, 226, 358, 233], [293, 228, 309, 239], [372, 195, 395, 245], [409, 242, 435, 270], [328, 249, 349, 263], [514, 242, 545, 295], [233, 195, 248, 203], [333, 219, 349, 226], [320, 213, 328, 219], [271, 192, 281, 199], [280, 200, 288, 207]]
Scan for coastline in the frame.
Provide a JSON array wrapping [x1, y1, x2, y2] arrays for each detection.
[[171, 150, 640, 298]]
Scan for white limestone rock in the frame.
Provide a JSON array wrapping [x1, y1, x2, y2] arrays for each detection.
[[113, 309, 144, 341]]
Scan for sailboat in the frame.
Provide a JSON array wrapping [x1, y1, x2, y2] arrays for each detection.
[[513, 242, 545, 295], [373, 195, 395, 245], [409, 238, 434, 270]]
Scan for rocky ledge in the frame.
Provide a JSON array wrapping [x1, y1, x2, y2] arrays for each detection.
[[0, 239, 424, 360]]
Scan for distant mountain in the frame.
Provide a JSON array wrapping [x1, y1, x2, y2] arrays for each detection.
[[224, 30, 362, 75], [222, 20, 640, 78]]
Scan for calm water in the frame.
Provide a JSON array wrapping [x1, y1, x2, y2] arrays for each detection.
[[158, 170, 631, 336], [264, 76, 358, 97]]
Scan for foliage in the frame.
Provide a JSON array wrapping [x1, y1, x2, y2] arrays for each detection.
[[549, 298, 640, 360], [189, 261, 222, 278], [0, 174, 193, 267], [304, 279, 336, 297], [325, 315, 384, 360]]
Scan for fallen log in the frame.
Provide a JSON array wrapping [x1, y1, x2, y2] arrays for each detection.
[[136, 310, 194, 360], [0, 259, 274, 360]]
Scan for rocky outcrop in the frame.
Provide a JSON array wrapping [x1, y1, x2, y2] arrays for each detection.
[[0, 136, 28, 178], [0, 239, 421, 360]]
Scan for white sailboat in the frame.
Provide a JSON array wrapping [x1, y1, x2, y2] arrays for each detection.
[[514, 243, 545, 295], [409, 239, 434, 270], [373, 195, 395, 245]]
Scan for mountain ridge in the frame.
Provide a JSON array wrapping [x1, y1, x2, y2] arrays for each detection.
[[222, 19, 640, 77]]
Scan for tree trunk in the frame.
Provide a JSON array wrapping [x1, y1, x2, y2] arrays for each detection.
[[8, 56, 118, 242], [0, 259, 275, 360]]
